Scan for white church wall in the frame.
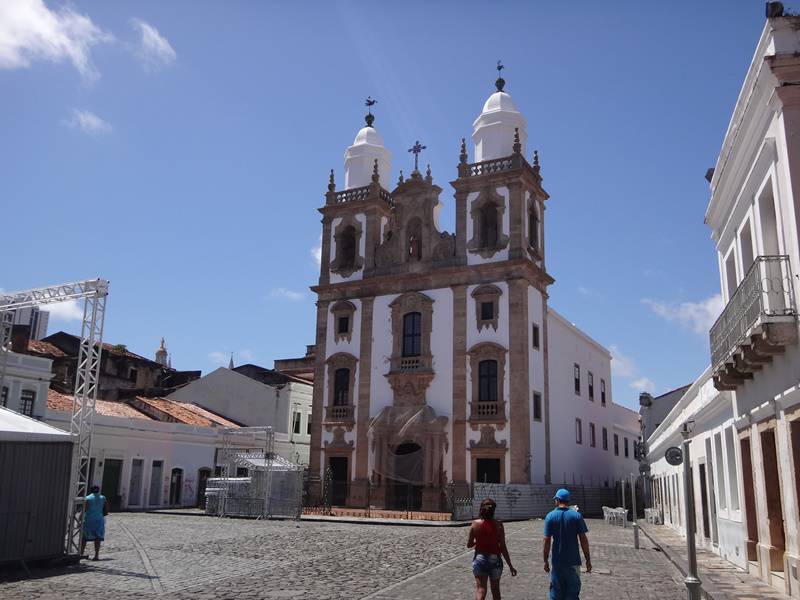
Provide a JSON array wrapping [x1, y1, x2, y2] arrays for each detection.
[[466, 187, 511, 266], [425, 287, 454, 481], [329, 213, 367, 284], [528, 287, 546, 483], [369, 293, 397, 416]]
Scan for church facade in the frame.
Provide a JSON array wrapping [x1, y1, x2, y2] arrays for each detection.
[[309, 74, 639, 511]]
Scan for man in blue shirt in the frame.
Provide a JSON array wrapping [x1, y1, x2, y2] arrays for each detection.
[[542, 488, 591, 600]]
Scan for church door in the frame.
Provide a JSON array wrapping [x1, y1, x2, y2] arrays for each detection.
[[476, 458, 501, 484], [329, 457, 349, 506], [388, 442, 423, 511]]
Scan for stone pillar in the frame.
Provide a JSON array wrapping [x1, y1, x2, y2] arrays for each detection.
[[508, 278, 531, 483], [454, 191, 468, 262], [451, 285, 468, 486], [363, 210, 379, 275], [351, 297, 374, 507], [308, 300, 330, 498], [507, 182, 524, 260], [319, 217, 333, 286]]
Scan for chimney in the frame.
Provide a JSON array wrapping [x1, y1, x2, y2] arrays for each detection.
[[11, 324, 31, 354]]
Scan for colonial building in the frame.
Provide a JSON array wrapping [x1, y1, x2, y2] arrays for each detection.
[[309, 71, 639, 511]]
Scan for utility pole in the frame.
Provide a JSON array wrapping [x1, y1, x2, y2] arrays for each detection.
[[621, 476, 627, 528], [681, 422, 701, 600]]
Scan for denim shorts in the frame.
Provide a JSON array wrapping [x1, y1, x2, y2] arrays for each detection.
[[472, 553, 503, 580]]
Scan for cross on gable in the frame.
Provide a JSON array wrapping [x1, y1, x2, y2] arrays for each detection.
[[408, 140, 426, 172]]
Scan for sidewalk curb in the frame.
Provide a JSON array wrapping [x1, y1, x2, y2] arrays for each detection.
[[638, 524, 727, 600]]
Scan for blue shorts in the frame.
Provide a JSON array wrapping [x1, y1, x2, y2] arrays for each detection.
[[472, 553, 503, 580]]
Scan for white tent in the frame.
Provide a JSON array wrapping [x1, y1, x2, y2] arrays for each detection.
[[0, 406, 72, 442]]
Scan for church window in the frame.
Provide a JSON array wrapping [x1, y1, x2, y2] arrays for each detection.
[[480, 301, 494, 321], [590, 423, 596, 447], [480, 203, 499, 249], [588, 371, 594, 401], [614, 433, 619, 456], [533, 391, 542, 421], [529, 205, 539, 251], [337, 316, 350, 335], [532, 323, 540, 349], [340, 226, 357, 268], [20, 390, 35, 417], [333, 368, 350, 406], [575, 418, 583, 444], [602, 427, 608, 450], [601, 379, 606, 406], [402, 312, 422, 357], [574, 364, 581, 395], [478, 360, 498, 403]]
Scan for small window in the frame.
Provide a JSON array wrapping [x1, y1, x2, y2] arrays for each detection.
[[337, 316, 350, 335], [601, 379, 606, 406], [575, 418, 583, 444], [293, 412, 301, 434], [402, 312, 422, 357], [20, 390, 35, 417], [624, 437, 629, 458], [478, 360, 499, 402], [532, 324, 540, 350], [590, 423, 596, 447], [574, 364, 580, 395], [333, 368, 350, 406], [129, 368, 138, 383], [340, 225, 357, 268], [1, 386, 7, 407], [602, 427, 608, 451], [480, 301, 494, 321], [307, 414, 312, 435], [588, 372, 594, 401], [614, 433, 619, 456], [533, 392, 542, 421], [236, 467, 249, 477], [480, 203, 499, 248], [528, 206, 539, 250]]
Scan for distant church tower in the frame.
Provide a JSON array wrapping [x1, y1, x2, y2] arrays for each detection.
[[155, 337, 169, 366]]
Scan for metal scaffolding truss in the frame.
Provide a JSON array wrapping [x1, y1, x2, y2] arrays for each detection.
[[0, 279, 109, 557]]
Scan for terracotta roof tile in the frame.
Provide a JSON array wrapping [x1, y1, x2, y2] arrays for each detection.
[[133, 396, 239, 428], [47, 389, 154, 420], [27, 340, 67, 357]]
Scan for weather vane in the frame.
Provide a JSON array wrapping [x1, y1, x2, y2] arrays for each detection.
[[495, 60, 506, 92], [408, 140, 426, 172], [365, 96, 377, 127]]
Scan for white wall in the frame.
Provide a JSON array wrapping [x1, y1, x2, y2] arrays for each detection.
[[528, 286, 546, 483], [1, 351, 52, 420]]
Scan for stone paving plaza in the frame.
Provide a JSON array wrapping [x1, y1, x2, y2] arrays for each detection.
[[0, 513, 688, 599]]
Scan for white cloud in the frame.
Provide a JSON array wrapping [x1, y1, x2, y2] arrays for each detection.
[[609, 344, 636, 378], [630, 377, 655, 393], [208, 351, 229, 366], [0, 0, 112, 82], [269, 287, 306, 302], [130, 18, 175, 72], [46, 299, 83, 321], [642, 294, 724, 334], [63, 109, 112, 136], [310, 235, 322, 266], [239, 349, 254, 362], [209, 349, 255, 367]]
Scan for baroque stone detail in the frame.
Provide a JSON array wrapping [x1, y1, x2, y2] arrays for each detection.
[[385, 291, 435, 406], [330, 215, 364, 278], [469, 425, 508, 449], [324, 426, 355, 451], [325, 352, 357, 428], [527, 192, 542, 260], [330, 300, 356, 343], [471, 284, 502, 331], [466, 187, 510, 259], [468, 341, 507, 424]]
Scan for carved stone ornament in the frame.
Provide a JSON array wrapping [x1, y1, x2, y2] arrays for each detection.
[[323, 426, 354, 451], [469, 425, 508, 450], [330, 215, 364, 278], [471, 284, 502, 332], [527, 193, 542, 260], [466, 187, 510, 259], [331, 300, 356, 343], [325, 352, 357, 430], [385, 291, 436, 406]]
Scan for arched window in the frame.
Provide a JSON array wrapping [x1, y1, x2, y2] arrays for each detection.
[[528, 206, 539, 250], [478, 359, 498, 402], [340, 225, 357, 268], [333, 368, 350, 405], [402, 312, 422, 357], [480, 203, 499, 248]]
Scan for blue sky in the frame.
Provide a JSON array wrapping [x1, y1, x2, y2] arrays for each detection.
[[0, 1, 782, 409]]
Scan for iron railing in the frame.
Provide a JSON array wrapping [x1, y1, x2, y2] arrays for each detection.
[[710, 255, 796, 367]]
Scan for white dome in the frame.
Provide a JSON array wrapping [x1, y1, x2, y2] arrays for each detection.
[[481, 91, 520, 114], [353, 126, 385, 147]]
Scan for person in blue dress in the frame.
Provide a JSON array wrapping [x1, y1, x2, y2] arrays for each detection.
[[81, 485, 109, 561]]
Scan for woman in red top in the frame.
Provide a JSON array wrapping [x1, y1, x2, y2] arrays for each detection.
[[468, 498, 517, 600]]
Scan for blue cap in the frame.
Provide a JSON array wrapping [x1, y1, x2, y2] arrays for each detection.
[[554, 488, 571, 502]]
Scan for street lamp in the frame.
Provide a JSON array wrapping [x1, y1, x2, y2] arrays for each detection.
[[680, 420, 701, 600]]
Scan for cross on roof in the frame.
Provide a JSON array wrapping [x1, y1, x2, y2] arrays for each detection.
[[408, 140, 426, 172]]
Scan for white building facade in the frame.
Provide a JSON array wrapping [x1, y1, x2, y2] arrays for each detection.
[[0, 350, 52, 419], [309, 74, 639, 511]]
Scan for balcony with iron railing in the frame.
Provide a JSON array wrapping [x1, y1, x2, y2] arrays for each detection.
[[710, 255, 798, 390], [389, 355, 433, 373], [469, 400, 506, 423], [323, 404, 355, 425]]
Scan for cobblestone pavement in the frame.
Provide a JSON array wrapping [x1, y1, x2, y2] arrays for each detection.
[[1, 513, 687, 599]]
